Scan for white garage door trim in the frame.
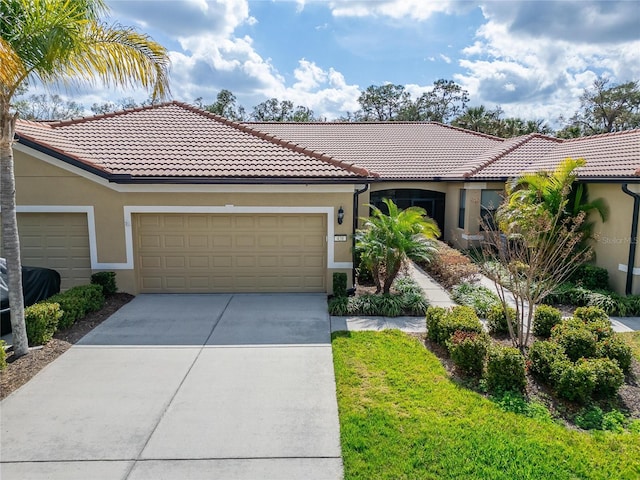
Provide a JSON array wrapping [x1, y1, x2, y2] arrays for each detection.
[[12, 205, 352, 271]]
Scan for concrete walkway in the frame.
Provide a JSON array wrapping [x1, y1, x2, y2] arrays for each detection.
[[1, 294, 343, 480], [330, 264, 640, 334]]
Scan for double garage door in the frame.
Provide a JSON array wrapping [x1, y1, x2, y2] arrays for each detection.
[[134, 213, 327, 293]]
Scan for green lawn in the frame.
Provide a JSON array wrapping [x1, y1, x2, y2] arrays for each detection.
[[620, 331, 640, 361], [332, 330, 640, 480]]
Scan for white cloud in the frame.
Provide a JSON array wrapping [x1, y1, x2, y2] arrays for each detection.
[[439, 54, 451, 64], [328, 0, 459, 21]]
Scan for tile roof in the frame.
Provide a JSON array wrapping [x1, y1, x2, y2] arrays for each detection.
[[15, 101, 640, 182], [470, 130, 640, 180], [15, 102, 372, 181], [247, 122, 504, 179]]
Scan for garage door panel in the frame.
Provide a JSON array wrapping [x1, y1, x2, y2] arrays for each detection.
[[7, 213, 92, 290], [135, 213, 326, 293]]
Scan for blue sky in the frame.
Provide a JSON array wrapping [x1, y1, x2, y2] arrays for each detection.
[[53, 1, 640, 125]]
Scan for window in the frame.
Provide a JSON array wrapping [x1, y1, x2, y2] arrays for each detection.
[[458, 189, 466, 229], [480, 190, 503, 230]]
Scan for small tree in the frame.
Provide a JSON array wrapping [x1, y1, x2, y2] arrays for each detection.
[[355, 199, 440, 294], [481, 159, 594, 351]]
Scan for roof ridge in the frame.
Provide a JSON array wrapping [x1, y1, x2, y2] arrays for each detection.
[[175, 101, 377, 178], [15, 118, 52, 129], [464, 133, 561, 178], [560, 128, 640, 142], [429, 121, 507, 141], [47, 101, 178, 127]]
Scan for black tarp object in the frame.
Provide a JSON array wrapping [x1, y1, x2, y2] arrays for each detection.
[[1, 258, 61, 335]]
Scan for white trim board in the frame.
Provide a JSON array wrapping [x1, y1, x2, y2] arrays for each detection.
[[618, 264, 640, 276], [15, 205, 352, 271]]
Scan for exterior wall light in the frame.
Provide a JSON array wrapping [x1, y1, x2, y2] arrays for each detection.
[[337, 206, 344, 225]]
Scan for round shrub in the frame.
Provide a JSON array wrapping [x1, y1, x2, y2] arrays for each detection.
[[552, 359, 596, 404], [532, 305, 562, 338], [25, 302, 63, 346], [446, 330, 489, 376], [436, 306, 483, 345], [90, 271, 117, 295], [527, 340, 568, 380], [596, 336, 633, 373], [486, 346, 527, 394], [551, 319, 597, 361], [584, 319, 613, 341], [486, 305, 518, 336], [584, 357, 624, 399], [573, 306, 609, 324]]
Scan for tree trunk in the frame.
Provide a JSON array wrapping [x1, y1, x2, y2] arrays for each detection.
[[1, 104, 29, 357]]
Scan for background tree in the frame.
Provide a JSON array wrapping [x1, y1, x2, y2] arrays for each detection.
[[203, 89, 246, 121], [558, 78, 640, 137], [481, 159, 597, 350], [414, 79, 469, 123], [251, 97, 315, 121], [355, 199, 440, 294], [13, 93, 84, 120], [90, 96, 149, 115], [1, 0, 170, 357], [356, 84, 412, 121]]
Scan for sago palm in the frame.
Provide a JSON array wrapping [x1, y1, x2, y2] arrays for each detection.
[[356, 199, 440, 294], [1, 0, 170, 357]]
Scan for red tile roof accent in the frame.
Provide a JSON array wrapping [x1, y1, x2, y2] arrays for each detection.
[[16, 102, 371, 180]]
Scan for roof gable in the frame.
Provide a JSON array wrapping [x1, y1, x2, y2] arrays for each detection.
[[15, 102, 372, 181]]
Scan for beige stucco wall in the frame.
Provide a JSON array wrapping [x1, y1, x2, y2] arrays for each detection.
[[589, 183, 640, 296], [13, 147, 356, 294]]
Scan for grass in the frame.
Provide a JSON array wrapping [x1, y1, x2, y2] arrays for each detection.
[[620, 331, 640, 361], [332, 330, 640, 480]]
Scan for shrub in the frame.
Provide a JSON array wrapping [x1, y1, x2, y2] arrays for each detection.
[[376, 294, 404, 317], [596, 336, 633, 374], [426, 307, 448, 343], [91, 271, 117, 295], [551, 319, 598, 361], [573, 306, 609, 324], [552, 359, 596, 404], [570, 264, 609, 290], [393, 276, 422, 295], [68, 284, 105, 313], [332, 272, 348, 298], [585, 357, 624, 399], [586, 291, 618, 315], [400, 292, 429, 316], [47, 292, 85, 329], [25, 302, 62, 346], [450, 282, 501, 318], [422, 240, 479, 289], [0, 340, 7, 370], [435, 306, 483, 345], [446, 330, 489, 376], [486, 346, 527, 394], [574, 405, 604, 430], [328, 296, 349, 316], [486, 305, 518, 336], [532, 305, 562, 338], [602, 410, 626, 433], [527, 340, 568, 380]]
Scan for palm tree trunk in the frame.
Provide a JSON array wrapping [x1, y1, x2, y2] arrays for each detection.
[[1, 105, 29, 357]]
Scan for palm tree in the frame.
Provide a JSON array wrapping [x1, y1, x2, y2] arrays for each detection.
[[1, 0, 170, 357], [356, 199, 440, 294]]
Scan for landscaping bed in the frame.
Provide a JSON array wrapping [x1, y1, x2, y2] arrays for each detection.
[[0, 292, 133, 400]]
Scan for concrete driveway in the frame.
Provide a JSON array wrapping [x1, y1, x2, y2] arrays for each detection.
[[0, 294, 343, 479]]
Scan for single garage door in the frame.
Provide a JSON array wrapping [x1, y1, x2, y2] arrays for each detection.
[[134, 213, 327, 293], [10, 212, 92, 290]]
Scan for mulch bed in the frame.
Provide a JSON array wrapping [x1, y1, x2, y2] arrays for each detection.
[[0, 293, 133, 400]]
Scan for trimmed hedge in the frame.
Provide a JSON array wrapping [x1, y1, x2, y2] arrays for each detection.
[[527, 340, 568, 379], [551, 319, 598, 361], [0, 340, 7, 370], [48, 284, 105, 330], [91, 271, 117, 295], [428, 305, 483, 345], [569, 264, 609, 290], [421, 241, 479, 289], [333, 272, 348, 298], [486, 305, 518, 336], [597, 336, 633, 373], [25, 302, 63, 346], [532, 305, 562, 339], [486, 346, 526, 394], [446, 331, 489, 376]]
